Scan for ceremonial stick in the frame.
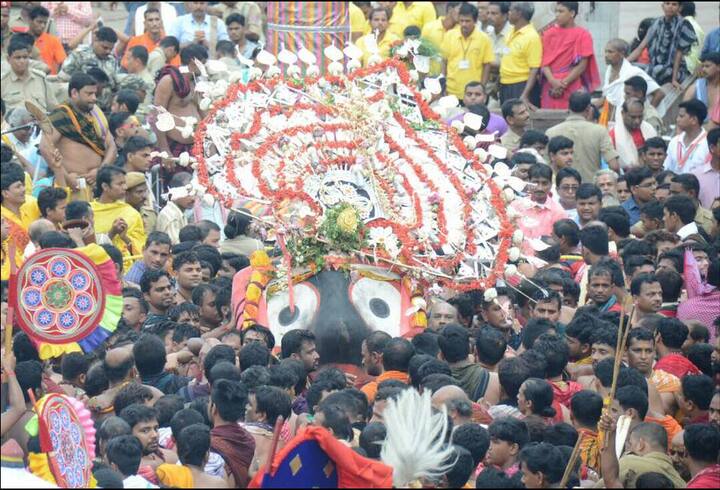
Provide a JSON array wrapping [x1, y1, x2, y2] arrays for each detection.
[[602, 297, 635, 450], [559, 433, 583, 488], [4, 243, 17, 354], [267, 416, 286, 473]]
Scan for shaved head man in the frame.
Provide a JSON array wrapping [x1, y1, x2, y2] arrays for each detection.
[[90, 347, 142, 422], [28, 218, 58, 250], [431, 385, 473, 427]]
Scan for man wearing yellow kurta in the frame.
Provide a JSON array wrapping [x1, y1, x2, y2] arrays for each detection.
[[90, 166, 145, 273], [421, 3, 460, 49], [1, 163, 40, 280], [350, 1, 371, 41], [442, 3, 495, 99], [421, 3, 461, 76], [387, 2, 437, 39], [356, 7, 401, 67]]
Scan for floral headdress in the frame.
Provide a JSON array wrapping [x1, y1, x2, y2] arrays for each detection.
[[192, 45, 526, 325]]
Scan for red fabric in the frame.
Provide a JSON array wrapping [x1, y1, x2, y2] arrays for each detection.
[[156, 65, 191, 98], [42, 375, 64, 395], [551, 380, 584, 408], [211, 424, 255, 488], [138, 465, 159, 485], [249, 426, 393, 488], [471, 402, 493, 425], [687, 464, 720, 488], [687, 413, 710, 425], [639, 48, 650, 65], [657, 308, 678, 318], [551, 400, 564, 424], [540, 25, 601, 109], [610, 127, 646, 149], [654, 353, 702, 378], [310, 363, 375, 390]]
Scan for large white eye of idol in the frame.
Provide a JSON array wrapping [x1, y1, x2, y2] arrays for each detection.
[[266, 283, 319, 336], [350, 278, 401, 337]]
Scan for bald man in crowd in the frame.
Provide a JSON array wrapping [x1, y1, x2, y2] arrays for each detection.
[[431, 385, 474, 427], [87, 347, 163, 422]]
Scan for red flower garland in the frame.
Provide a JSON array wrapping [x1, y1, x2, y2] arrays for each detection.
[[192, 58, 512, 291]]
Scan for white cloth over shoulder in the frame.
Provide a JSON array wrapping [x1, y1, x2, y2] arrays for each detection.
[[603, 58, 661, 108]]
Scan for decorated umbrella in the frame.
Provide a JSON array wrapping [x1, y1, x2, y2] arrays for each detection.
[[27, 393, 96, 488], [249, 425, 392, 488], [8, 244, 122, 360]]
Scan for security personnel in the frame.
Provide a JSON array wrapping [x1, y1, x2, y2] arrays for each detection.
[[1, 39, 57, 112]]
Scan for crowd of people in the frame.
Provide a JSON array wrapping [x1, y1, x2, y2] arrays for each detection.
[[1, 1, 719, 489]]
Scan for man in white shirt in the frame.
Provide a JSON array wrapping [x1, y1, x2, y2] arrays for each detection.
[[106, 435, 158, 488], [133, 2, 177, 37], [663, 195, 699, 240], [485, 1, 512, 102], [170, 1, 228, 55], [155, 172, 196, 244], [664, 99, 709, 174], [601, 39, 663, 119]]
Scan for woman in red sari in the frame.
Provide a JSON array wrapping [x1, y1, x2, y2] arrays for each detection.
[[540, 1, 600, 109]]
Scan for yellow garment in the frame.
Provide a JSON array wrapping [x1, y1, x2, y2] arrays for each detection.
[[157, 464, 193, 488], [421, 18, 457, 75], [576, 356, 593, 366], [356, 32, 401, 67], [91, 107, 110, 141], [651, 369, 680, 394], [499, 24, 542, 85], [684, 16, 704, 74], [442, 28, 495, 98], [25, 172, 33, 196], [1, 197, 40, 280], [387, 1, 437, 39], [578, 429, 600, 471], [1, 133, 36, 196], [421, 17, 455, 49], [90, 200, 145, 271], [39, 341, 83, 361], [350, 2, 370, 36]]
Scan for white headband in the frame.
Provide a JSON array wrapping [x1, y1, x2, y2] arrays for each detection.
[[164, 184, 196, 201]]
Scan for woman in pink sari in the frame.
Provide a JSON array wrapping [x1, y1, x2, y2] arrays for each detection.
[[540, 1, 600, 109]]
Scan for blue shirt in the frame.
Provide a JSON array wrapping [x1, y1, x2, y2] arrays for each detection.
[[622, 196, 642, 226], [170, 13, 228, 46], [124, 260, 148, 285], [701, 28, 720, 59]]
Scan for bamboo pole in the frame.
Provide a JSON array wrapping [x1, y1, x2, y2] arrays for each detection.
[[559, 433, 583, 488], [4, 243, 17, 354], [601, 298, 635, 450]]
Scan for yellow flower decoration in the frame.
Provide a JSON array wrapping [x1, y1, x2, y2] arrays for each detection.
[[243, 250, 273, 329], [337, 207, 359, 234]]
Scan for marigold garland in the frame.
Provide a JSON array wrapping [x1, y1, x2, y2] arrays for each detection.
[[242, 250, 273, 329]]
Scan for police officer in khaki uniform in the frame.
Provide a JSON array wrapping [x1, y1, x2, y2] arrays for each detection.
[[1, 39, 56, 112]]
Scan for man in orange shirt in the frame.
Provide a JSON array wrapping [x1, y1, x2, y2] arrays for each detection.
[[122, 7, 167, 70], [360, 338, 413, 403], [29, 6, 65, 75]]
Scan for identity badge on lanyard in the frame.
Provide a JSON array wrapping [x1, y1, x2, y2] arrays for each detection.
[[459, 37, 472, 70], [676, 130, 706, 170]]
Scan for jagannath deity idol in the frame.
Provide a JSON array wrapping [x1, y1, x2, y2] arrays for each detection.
[[191, 41, 527, 365]]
